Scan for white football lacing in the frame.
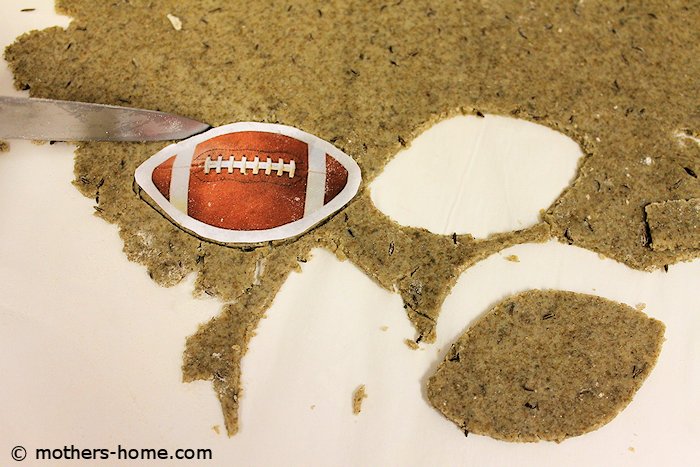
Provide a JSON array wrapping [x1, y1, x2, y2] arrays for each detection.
[[203, 155, 296, 178]]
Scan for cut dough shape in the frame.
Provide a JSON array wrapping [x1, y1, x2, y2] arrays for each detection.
[[370, 115, 582, 238], [427, 290, 664, 442], [645, 199, 700, 251]]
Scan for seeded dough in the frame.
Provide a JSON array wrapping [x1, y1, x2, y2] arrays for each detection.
[[645, 198, 700, 252], [4, 1, 695, 435], [427, 290, 665, 442]]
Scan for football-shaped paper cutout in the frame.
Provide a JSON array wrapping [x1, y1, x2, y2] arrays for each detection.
[[135, 123, 361, 243]]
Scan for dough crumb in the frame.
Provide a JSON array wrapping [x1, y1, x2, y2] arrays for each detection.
[[352, 385, 367, 415], [645, 199, 700, 251], [0, 140, 9, 152], [211, 425, 220, 435], [380, 325, 388, 332], [310, 404, 316, 410], [504, 254, 520, 263], [635, 303, 646, 311], [166, 13, 182, 31], [628, 446, 635, 453], [404, 339, 419, 350]]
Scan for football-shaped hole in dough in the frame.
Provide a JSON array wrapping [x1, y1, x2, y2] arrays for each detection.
[[370, 115, 582, 238]]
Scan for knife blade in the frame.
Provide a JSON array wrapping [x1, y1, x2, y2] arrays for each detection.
[[0, 96, 211, 142]]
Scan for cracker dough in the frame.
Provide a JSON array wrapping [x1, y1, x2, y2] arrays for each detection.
[[427, 290, 665, 442], [645, 198, 700, 252], [4, 1, 695, 435]]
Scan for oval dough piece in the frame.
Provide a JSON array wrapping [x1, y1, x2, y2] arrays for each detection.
[[427, 290, 665, 442]]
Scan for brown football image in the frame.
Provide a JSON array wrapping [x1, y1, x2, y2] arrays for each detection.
[[136, 123, 362, 244]]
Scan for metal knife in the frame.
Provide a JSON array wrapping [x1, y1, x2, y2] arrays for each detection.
[[0, 96, 211, 142]]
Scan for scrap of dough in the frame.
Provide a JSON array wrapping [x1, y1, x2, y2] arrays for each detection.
[[404, 338, 419, 350], [352, 385, 367, 415], [645, 199, 700, 251], [427, 290, 665, 443], [0, 140, 9, 152]]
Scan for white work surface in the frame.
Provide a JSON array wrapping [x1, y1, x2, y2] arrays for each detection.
[[0, 2, 698, 466]]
